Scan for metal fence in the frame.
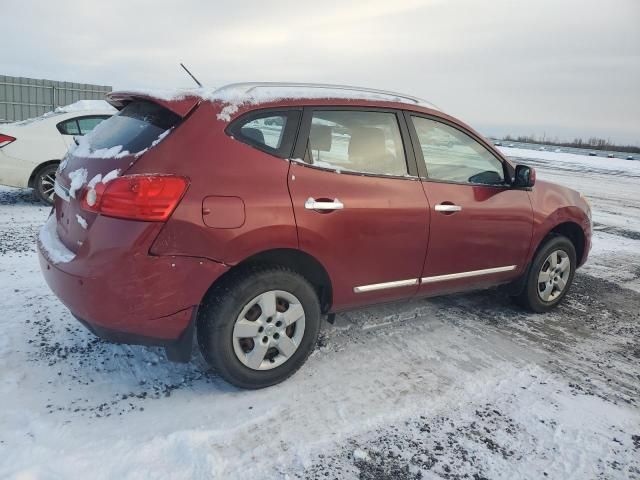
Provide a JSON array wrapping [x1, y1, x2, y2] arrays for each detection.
[[0, 75, 112, 123]]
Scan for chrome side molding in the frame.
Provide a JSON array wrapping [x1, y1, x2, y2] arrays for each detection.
[[353, 278, 419, 293], [353, 265, 517, 293], [421, 265, 516, 284]]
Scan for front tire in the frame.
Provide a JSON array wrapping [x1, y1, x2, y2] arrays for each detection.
[[33, 163, 58, 205], [514, 235, 576, 312], [197, 265, 321, 389]]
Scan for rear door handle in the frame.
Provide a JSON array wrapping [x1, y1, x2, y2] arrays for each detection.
[[435, 204, 462, 213], [305, 198, 344, 211]]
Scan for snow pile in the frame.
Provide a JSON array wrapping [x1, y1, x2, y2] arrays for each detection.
[[101, 169, 120, 184], [85, 169, 121, 206], [67, 168, 88, 199], [57, 157, 68, 173], [352, 449, 370, 461], [69, 127, 172, 161], [87, 174, 102, 189], [38, 214, 75, 263], [54, 100, 116, 114], [75, 214, 87, 230], [87, 169, 120, 190], [70, 137, 131, 160]]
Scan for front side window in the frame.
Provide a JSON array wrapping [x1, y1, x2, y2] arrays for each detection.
[[306, 111, 407, 177], [411, 116, 505, 185]]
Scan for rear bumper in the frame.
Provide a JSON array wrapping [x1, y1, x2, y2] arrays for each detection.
[[73, 309, 197, 362], [38, 215, 229, 347]]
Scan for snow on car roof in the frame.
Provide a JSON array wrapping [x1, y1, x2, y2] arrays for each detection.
[[122, 82, 441, 119]]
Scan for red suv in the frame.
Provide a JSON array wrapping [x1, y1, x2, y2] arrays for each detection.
[[38, 83, 592, 388]]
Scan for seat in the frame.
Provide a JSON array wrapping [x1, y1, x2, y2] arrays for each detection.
[[241, 127, 265, 145], [307, 124, 332, 164], [348, 127, 402, 175]]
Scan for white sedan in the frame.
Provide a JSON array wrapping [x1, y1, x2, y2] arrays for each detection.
[[0, 100, 115, 204]]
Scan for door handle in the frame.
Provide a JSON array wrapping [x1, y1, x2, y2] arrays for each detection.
[[435, 203, 462, 213], [305, 198, 344, 211]]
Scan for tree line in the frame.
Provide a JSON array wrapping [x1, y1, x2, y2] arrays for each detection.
[[502, 135, 640, 154]]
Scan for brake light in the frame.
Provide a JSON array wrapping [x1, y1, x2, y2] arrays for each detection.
[[0, 134, 16, 148], [81, 175, 188, 221]]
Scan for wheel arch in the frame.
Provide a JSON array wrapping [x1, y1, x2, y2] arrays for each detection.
[[509, 220, 585, 298], [205, 248, 333, 314], [28, 159, 60, 188], [542, 221, 586, 265]]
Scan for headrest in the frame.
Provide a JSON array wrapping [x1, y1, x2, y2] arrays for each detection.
[[348, 127, 386, 159], [309, 124, 332, 151], [241, 127, 265, 145]]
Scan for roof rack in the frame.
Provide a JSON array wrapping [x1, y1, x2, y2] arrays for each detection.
[[216, 82, 440, 110]]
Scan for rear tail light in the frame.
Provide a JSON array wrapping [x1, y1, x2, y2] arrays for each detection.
[[81, 175, 188, 221], [0, 134, 16, 148]]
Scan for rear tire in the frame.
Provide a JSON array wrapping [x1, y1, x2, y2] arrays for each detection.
[[514, 235, 576, 313], [33, 163, 58, 205], [197, 265, 321, 389]]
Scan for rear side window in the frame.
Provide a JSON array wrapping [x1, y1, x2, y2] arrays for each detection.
[[305, 110, 408, 177], [227, 110, 301, 158], [77, 116, 109, 135], [57, 119, 80, 135], [57, 116, 110, 136], [88, 101, 181, 153], [241, 115, 286, 149]]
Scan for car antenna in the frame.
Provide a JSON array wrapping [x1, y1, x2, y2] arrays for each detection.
[[180, 63, 203, 88]]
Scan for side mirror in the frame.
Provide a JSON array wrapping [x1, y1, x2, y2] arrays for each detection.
[[513, 164, 536, 188], [73, 136, 81, 146]]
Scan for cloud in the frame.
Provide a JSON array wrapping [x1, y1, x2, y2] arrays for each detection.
[[3, 0, 639, 143]]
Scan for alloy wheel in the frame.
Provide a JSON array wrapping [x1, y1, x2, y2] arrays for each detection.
[[39, 170, 56, 203]]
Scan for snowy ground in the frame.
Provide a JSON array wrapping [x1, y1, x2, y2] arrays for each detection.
[[1, 150, 639, 479]]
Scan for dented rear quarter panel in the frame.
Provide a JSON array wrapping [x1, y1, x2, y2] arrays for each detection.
[[146, 101, 298, 263]]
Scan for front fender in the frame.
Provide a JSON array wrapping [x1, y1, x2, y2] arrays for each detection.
[[527, 204, 591, 267]]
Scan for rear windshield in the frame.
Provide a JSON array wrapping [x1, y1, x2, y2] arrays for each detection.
[[88, 100, 181, 153]]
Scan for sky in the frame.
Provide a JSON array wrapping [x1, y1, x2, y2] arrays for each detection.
[[2, 0, 639, 144]]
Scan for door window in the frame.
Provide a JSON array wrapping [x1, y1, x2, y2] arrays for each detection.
[[411, 116, 505, 185], [306, 111, 408, 177]]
